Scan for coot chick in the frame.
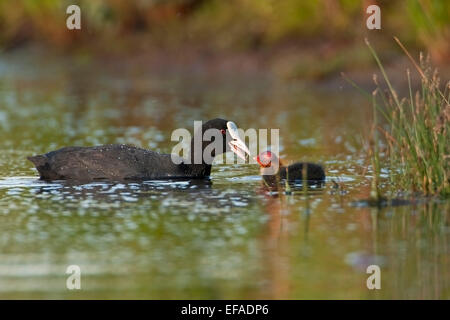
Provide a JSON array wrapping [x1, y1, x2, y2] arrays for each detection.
[[28, 118, 250, 181], [255, 150, 325, 187]]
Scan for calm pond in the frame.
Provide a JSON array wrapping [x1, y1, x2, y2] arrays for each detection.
[[0, 52, 448, 299]]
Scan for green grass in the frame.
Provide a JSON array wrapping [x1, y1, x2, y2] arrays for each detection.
[[350, 39, 449, 198]]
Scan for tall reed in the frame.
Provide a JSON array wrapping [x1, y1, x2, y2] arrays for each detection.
[[365, 38, 450, 197]]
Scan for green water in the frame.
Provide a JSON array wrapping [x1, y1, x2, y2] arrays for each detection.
[[0, 52, 448, 299]]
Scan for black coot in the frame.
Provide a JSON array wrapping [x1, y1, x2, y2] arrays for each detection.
[[28, 118, 250, 181]]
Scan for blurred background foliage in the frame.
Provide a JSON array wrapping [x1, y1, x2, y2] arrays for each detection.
[[0, 0, 448, 78]]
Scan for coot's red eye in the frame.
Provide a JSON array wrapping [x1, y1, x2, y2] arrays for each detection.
[[220, 129, 226, 135]]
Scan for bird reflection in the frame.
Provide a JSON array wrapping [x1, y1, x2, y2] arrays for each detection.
[[257, 192, 292, 299], [256, 179, 318, 299], [29, 178, 258, 212]]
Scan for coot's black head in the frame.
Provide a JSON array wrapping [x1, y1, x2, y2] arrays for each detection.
[[202, 118, 229, 133], [193, 118, 250, 162]]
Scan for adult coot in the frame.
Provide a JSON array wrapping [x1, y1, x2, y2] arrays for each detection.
[[28, 118, 250, 181]]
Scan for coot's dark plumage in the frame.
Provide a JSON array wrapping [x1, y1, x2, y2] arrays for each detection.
[[255, 150, 325, 186], [28, 118, 250, 181]]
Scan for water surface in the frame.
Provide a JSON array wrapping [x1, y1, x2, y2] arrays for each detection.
[[0, 52, 448, 299]]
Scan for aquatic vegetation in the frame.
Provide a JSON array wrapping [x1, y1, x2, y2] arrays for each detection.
[[349, 39, 449, 197]]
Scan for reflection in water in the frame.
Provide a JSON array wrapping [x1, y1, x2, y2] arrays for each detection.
[[0, 54, 448, 299], [30, 179, 214, 200], [346, 201, 449, 299], [259, 194, 293, 299]]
